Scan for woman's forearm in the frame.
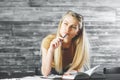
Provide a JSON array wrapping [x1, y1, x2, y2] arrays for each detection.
[[41, 37, 62, 76], [41, 48, 54, 76]]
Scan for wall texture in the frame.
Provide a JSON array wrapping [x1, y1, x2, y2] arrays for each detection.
[[0, 0, 120, 74]]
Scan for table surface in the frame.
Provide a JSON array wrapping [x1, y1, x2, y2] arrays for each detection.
[[1, 76, 46, 80], [1, 75, 75, 80], [1, 74, 120, 80]]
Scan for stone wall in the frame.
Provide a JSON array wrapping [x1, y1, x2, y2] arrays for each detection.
[[0, 0, 120, 73]]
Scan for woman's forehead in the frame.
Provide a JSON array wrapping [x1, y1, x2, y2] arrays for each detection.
[[63, 15, 79, 25]]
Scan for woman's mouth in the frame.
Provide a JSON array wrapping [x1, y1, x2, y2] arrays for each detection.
[[62, 34, 68, 38]]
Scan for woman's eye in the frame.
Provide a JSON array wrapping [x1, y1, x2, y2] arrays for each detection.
[[71, 26, 77, 29], [73, 27, 77, 29], [64, 23, 68, 25]]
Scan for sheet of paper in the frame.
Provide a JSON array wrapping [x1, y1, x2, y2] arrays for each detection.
[[40, 75, 62, 80], [85, 65, 100, 76], [62, 74, 76, 80]]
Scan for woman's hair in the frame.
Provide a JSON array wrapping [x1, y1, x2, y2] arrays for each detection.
[[54, 10, 90, 73]]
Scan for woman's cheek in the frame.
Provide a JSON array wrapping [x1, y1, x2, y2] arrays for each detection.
[[60, 27, 66, 34]]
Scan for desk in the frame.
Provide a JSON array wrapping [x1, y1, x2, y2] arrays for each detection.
[[104, 74, 120, 80], [1, 76, 41, 80], [1, 74, 120, 80], [0, 75, 103, 80]]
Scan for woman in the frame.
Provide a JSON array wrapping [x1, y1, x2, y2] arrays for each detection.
[[41, 10, 90, 76]]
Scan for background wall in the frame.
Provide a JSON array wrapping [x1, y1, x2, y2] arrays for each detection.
[[0, 0, 120, 74]]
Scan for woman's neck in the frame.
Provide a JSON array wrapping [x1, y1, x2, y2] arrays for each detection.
[[62, 41, 72, 48]]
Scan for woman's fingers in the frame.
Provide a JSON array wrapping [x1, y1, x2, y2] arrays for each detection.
[[50, 37, 63, 49], [64, 70, 78, 75]]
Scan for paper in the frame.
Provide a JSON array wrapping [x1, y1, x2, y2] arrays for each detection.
[[62, 74, 76, 79], [85, 65, 100, 76], [40, 74, 62, 80]]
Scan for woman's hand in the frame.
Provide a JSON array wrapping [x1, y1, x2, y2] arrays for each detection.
[[49, 37, 63, 51], [64, 70, 78, 75]]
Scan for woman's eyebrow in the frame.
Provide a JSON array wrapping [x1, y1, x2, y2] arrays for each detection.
[[63, 19, 68, 23]]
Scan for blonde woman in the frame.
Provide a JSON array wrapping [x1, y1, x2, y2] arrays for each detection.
[[41, 10, 90, 76]]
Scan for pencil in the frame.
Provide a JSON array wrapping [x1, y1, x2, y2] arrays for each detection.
[[62, 34, 68, 38]]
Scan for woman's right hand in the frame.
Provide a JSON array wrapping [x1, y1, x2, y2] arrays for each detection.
[[49, 37, 64, 51]]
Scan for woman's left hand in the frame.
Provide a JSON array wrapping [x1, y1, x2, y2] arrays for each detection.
[[64, 70, 78, 75]]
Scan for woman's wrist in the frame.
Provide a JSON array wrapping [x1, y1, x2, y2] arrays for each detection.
[[48, 47, 54, 54]]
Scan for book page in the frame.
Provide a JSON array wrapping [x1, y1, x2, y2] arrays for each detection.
[[84, 65, 100, 76], [62, 74, 76, 80], [40, 74, 62, 80], [62, 71, 78, 79]]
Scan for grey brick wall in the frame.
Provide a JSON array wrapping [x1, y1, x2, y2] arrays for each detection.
[[0, 0, 120, 73]]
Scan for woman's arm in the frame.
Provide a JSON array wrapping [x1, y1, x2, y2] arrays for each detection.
[[41, 47, 54, 76], [41, 37, 63, 76]]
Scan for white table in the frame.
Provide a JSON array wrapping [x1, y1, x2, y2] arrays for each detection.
[[0, 76, 49, 80]]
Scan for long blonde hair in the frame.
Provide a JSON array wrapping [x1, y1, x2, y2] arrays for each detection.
[[54, 10, 90, 73]]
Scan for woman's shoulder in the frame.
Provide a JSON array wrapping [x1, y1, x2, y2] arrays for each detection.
[[41, 34, 56, 49], [43, 34, 56, 41]]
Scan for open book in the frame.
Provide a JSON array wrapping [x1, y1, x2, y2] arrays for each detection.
[[40, 65, 100, 80], [62, 65, 100, 79]]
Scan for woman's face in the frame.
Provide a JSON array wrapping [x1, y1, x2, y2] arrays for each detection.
[[60, 14, 80, 41]]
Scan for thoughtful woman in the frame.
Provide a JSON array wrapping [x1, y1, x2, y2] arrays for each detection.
[[41, 10, 90, 76]]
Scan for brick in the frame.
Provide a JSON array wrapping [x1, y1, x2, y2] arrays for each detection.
[[0, 2, 29, 7]]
